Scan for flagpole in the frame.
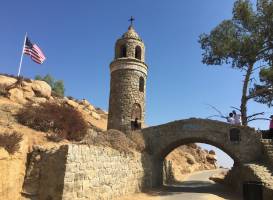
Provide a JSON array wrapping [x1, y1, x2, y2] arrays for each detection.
[[17, 32, 27, 77]]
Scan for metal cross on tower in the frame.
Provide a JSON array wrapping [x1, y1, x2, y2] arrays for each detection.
[[129, 16, 135, 26]]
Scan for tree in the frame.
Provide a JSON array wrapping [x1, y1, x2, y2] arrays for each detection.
[[199, 0, 273, 126], [34, 75, 42, 81], [53, 80, 65, 97], [43, 74, 55, 88], [251, 67, 273, 106], [35, 74, 65, 97]]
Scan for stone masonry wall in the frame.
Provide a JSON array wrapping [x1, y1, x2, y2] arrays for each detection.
[[22, 144, 153, 200], [108, 69, 147, 133], [115, 39, 145, 62], [224, 164, 273, 200], [62, 144, 152, 200]]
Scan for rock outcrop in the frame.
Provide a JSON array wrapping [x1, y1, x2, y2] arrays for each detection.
[[164, 143, 217, 182], [31, 80, 51, 98], [0, 75, 51, 104], [0, 75, 17, 89], [0, 74, 108, 130]]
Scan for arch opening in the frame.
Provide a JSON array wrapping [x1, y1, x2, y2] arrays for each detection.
[[135, 45, 142, 60], [162, 141, 235, 186], [131, 103, 142, 130], [120, 45, 127, 58], [158, 138, 239, 165]]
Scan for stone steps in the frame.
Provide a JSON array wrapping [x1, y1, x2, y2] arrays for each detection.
[[261, 139, 273, 144], [261, 140, 273, 168], [247, 163, 273, 189]]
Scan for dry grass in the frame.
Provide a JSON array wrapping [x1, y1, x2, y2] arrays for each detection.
[[16, 102, 88, 141], [127, 131, 149, 153], [0, 73, 31, 82], [0, 131, 23, 154], [83, 129, 150, 154], [84, 129, 136, 153]]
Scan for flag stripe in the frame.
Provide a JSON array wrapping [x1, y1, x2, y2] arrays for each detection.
[[33, 44, 46, 59], [24, 47, 45, 63], [32, 46, 44, 59], [32, 57, 43, 64], [23, 37, 46, 64]]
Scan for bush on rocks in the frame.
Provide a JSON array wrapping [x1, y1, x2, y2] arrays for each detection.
[[83, 129, 152, 154], [0, 131, 23, 154], [85, 129, 137, 153], [128, 131, 147, 153], [16, 102, 88, 141], [0, 73, 32, 82]]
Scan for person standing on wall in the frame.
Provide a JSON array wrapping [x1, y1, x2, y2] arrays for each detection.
[[227, 113, 235, 124], [233, 110, 242, 125]]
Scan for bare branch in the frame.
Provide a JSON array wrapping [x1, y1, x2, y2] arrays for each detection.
[[240, 68, 247, 72], [206, 104, 226, 118], [247, 112, 265, 119], [230, 106, 240, 112], [247, 117, 270, 123]]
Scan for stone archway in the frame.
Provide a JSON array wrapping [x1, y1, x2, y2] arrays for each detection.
[[141, 118, 262, 187], [153, 138, 239, 186], [131, 103, 142, 130]]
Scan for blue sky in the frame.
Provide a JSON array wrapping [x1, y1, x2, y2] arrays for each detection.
[[0, 0, 271, 167]]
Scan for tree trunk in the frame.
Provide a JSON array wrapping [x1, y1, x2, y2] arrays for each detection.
[[240, 64, 254, 126]]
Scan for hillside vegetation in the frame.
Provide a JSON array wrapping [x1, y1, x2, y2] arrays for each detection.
[[0, 74, 217, 199]]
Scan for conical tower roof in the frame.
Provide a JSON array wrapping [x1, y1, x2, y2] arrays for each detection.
[[121, 25, 142, 41]]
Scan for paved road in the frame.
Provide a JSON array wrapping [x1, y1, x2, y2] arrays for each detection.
[[158, 169, 242, 200]]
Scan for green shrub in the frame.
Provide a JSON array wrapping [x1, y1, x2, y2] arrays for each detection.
[[0, 132, 23, 154], [52, 80, 64, 97], [35, 74, 65, 97], [17, 102, 88, 141]]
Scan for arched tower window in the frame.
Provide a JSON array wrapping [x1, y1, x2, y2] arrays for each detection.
[[135, 46, 142, 60], [139, 77, 144, 92], [120, 45, 127, 58], [131, 103, 142, 130]]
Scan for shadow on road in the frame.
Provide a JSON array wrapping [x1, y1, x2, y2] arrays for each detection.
[[143, 180, 242, 200]]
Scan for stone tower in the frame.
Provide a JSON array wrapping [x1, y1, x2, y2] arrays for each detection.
[[107, 24, 148, 133]]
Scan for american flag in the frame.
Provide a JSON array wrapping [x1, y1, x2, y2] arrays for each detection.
[[24, 37, 46, 64]]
